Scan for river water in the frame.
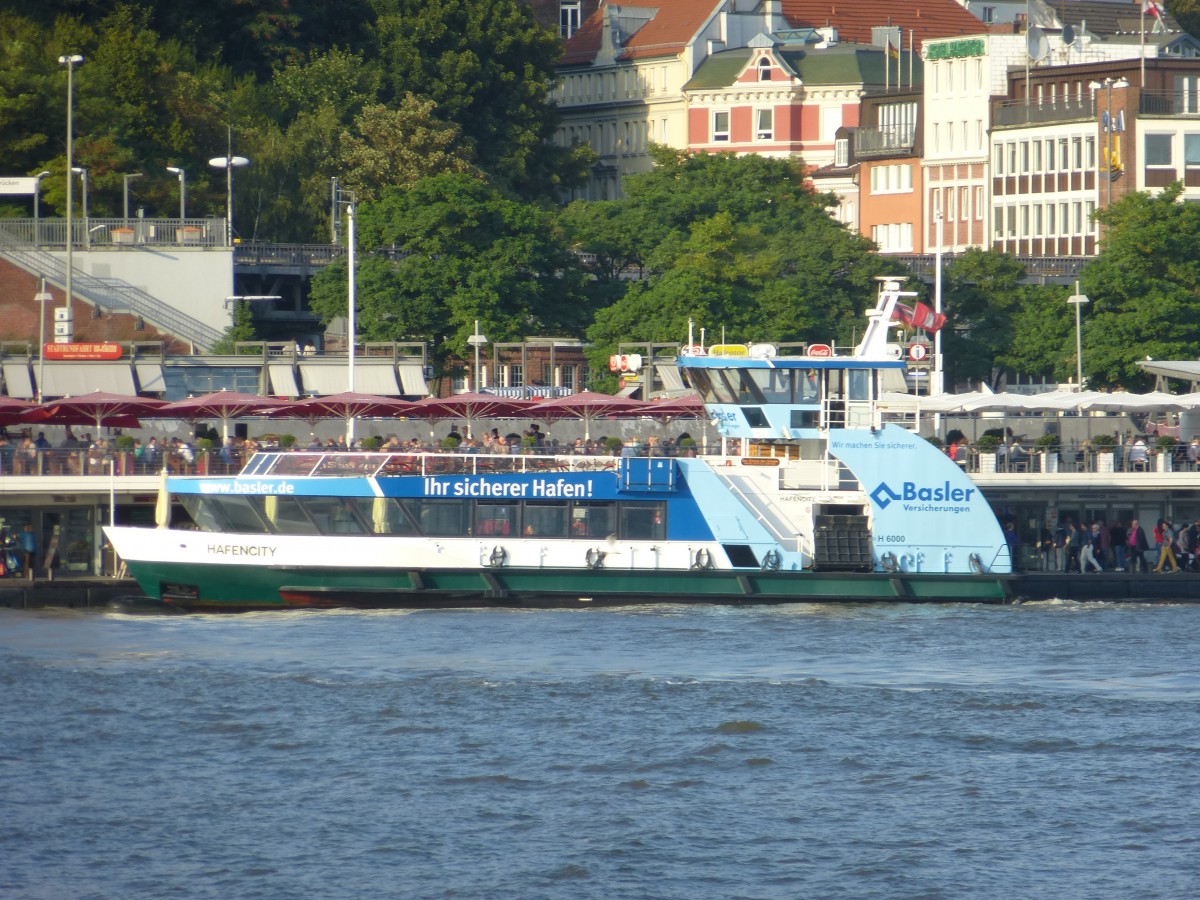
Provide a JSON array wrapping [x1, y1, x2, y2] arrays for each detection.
[[2, 601, 1198, 899]]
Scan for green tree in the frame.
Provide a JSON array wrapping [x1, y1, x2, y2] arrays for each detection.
[[1082, 182, 1200, 388], [210, 299, 258, 354], [371, 0, 576, 199], [309, 173, 586, 372], [337, 96, 481, 203], [580, 150, 890, 367], [939, 249, 1055, 390]]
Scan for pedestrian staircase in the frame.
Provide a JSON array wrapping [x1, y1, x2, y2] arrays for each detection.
[[0, 227, 223, 351]]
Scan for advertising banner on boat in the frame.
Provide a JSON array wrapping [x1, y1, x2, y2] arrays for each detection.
[[828, 425, 1010, 574]]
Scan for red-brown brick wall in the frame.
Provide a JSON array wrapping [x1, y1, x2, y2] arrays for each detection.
[[0, 259, 192, 354]]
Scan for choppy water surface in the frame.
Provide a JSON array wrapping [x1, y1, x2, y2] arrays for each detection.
[[2, 601, 1198, 899]]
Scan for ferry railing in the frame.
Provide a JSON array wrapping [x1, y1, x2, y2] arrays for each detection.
[[3, 447, 1192, 481]]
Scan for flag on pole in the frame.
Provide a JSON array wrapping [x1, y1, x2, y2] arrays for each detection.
[[1142, 0, 1163, 21], [894, 301, 947, 333]]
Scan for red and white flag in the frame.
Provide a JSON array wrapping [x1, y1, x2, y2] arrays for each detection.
[[1143, 0, 1164, 21], [893, 301, 947, 333]]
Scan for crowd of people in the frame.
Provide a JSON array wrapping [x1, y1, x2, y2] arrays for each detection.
[[1036, 517, 1200, 574]]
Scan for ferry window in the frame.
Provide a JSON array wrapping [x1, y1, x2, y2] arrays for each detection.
[[368, 497, 417, 535], [209, 496, 270, 534], [178, 495, 223, 532], [742, 407, 768, 428], [847, 369, 871, 401], [476, 502, 516, 536], [260, 496, 319, 535], [747, 369, 792, 403], [690, 369, 739, 405], [522, 503, 569, 538], [571, 503, 615, 538], [621, 502, 665, 540], [304, 497, 369, 534], [406, 499, 468, 536], [735, 370, 767, 404], [799, 369, 820, 403]]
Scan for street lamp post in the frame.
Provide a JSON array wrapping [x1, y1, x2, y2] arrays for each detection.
[[339, 191, 358, 441], [58, 53, 83, 310], [468, 320, 489, 392], [32, 171, 50, 246], [122, 172, 143, 222], [166, 165, 186, 226], [1068, 282, 1089, 403], [71, 166, 88, 248], [208, 154, 250, 246]]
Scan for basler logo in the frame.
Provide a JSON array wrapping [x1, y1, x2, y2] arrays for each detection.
[[870, 480, 976, 510]]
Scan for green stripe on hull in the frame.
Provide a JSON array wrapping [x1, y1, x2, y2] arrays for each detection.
[[125, 559, 1012, 611]]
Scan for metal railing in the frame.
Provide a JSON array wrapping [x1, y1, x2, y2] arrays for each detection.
[[0, 227, 223, 351], [993, 97, 1096, 128], [1139, 90, 1200, 116], [855, 124, 917, 157], [0, 217, 226, 249]]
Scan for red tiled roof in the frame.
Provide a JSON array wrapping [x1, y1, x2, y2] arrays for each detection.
[[780, 0, 984, 46], [562, 0, 721, 66], [562, 0, 985, 67]]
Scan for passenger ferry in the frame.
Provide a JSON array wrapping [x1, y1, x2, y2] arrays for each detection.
[[104, 281, 1015, 610]]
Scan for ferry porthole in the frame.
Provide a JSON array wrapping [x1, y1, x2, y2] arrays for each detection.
[[880, 551, 899, 573], [761, 549, 782, 571], [692, 548, 714, 570], [489, 546, 507, 568], [585, 547, 606, 569], [969, 553, 986, 575]]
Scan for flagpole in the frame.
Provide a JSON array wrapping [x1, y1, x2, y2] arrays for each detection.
[[1141, 3, 1146, 86], [909, 29, 914, 89]]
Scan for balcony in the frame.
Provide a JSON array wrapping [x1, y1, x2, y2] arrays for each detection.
[[992, 97, 1095, 128], [854, 125, 917, 159], [1139, 90, 1200, 116]]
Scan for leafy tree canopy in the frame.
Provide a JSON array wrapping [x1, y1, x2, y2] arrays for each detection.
[[580, 150, 894, 369], [1082, 182, 1200, 389], [309, 173, 587, 373]]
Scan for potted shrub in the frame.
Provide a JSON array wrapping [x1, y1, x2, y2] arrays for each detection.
[[975, 434, 1001, 472], [195, 437, 215, 474], [361, 436, 382, 452], [1155, 435, 1178, 471], [278, 434, 297, 451], [925, 435, 944, 450], [439, 436, 460, 452], [114, 435, 136, 475], [1091, 433, 1117, 472], [678, 436, 697, 457], [1035, 433, 1060, 473], [604, 436, 624, 456], [520, 435, 538, 453]]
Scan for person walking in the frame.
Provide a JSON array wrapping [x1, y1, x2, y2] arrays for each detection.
[[1080, 522, 1104, 573], [1109, 520, 1128, 572], [1128, 519, 1150, 573], [1063, 521, 1082, 573], [1154, 519, 1180, 573], [18, 522, 36, 576]]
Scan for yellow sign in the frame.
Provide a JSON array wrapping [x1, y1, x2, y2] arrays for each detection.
[[708, 344, 748, 357]]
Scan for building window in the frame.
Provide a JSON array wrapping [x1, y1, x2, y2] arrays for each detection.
[[1046, 139, 1055, 171], [994, 143, 1004, 174], [1185, 134, 1200, 167], [975, 186, 984, 220], [505, 364, 524, 388], [946, 187, 957, 222], [835, 138, 849, 167], [1034, 204, 1043, 237], [993, 207, 1003, 240], [981, 6, 994, 23], [1145, 133, 1173, 166], [755, 108, 773, 140], [1020, 141, 1030, 174], [1072, 137, 1083, 170], [712, 110, 730, 142], [1058, 138, 1069, 170], [560, 2, 582, 39], [758, 58, 772, 81], [1020, 205, 1030, 237], [1047, 202, 1056, 236]]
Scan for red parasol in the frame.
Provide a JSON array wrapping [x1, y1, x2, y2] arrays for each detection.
[[155, 390, 293, 439], [286, 391, 417, 440], [527, 390, 647, 440], [408, 391, 534, 439], [25, 390, 169, 431]]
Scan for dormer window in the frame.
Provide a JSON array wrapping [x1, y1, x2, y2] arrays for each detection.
[[560, 2, 581, 39], [758, 58, 772, 81]]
